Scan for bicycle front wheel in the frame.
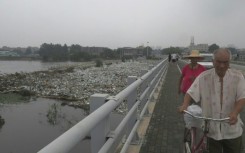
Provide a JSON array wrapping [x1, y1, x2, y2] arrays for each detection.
[[183, 127, 196, 153]]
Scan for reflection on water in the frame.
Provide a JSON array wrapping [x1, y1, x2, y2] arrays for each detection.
[[46, 103, 60, 125], [0, 93, 32, 104], [0, 98, 87, 153], [0, 97, 123, 153], [0, 115, 5, 129], [0, 60, 80, 74]]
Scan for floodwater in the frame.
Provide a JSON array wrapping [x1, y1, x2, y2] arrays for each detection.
[[0, 98, 123, 153], [0, 98, 88, 153], [0, 60, 123, 153], [0, 60, 81, 74]]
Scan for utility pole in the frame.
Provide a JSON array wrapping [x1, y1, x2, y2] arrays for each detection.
[[147, 42, 149, 57]]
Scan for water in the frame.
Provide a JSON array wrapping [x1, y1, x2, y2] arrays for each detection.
[[0, 98, 88, 153], [0, 60, 123, 153], [0, 60, 81, 74]]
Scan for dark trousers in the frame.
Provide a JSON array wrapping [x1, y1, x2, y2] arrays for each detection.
[[207, 136, 243, 153]]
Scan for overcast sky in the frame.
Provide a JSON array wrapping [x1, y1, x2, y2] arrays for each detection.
[[1, 0, 245, 49]]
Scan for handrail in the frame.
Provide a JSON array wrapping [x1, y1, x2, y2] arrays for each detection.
[[119, 62, 168, 153], [183, 110, 230, 122], [38, 59, 168, 153]]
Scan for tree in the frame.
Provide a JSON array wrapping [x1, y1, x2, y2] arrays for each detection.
[[12, 47, 24, 55], [69, 44, 82, 61], [25, 47, 32, 55], [100, 48, 118, 59], [227, 47, 237, 54], [39, 43, 68, 61], [208, 44, 219, 53], [161, 47, 182, 55]]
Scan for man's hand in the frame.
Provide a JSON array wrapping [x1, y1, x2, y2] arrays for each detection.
[[178, 105, 188, 113], [229, 111, 238, 125], [228, 99, 245, 125], [178, 93, 192, 113]]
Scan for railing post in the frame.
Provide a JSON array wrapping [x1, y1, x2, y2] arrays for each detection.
[[140, 69, 148, 112], [127, 76, 139, 144], [90, 94, 110, 153], [140, 69, 148, 93], [149, 65, 157, 99]]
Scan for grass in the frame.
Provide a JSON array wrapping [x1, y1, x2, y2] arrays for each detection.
[[0, 93, 30, 104]]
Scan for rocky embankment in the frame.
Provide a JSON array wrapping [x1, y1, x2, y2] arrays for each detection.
[[0, 60, 161, 108]]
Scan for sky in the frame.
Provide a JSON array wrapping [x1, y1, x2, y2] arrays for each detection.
[[1, 0, 245, 49]]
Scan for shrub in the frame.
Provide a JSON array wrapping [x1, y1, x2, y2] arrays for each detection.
[[95, 59, 103, 67]]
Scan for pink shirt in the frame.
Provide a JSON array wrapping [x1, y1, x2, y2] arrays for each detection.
[[181, 64, 206, 93]]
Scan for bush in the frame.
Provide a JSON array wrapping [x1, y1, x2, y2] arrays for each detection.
[[121, 57, 125, 62], [95, 59, 103, 67]]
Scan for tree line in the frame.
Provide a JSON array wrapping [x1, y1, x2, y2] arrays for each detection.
[[1, 43, 238, 61], [38, 43, 154, 61], [39, 43, 120, 61]]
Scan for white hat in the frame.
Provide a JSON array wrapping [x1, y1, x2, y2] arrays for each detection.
[[183, 50, 204, 59]]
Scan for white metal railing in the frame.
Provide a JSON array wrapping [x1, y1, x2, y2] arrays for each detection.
[[38, 59, 169, 153]]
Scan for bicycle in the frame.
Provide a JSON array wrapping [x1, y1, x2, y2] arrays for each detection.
[[183, 109, 229, 153]]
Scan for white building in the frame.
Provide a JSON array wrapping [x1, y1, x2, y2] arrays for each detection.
[[188, 37, 209, 52], [0, 51, 20, 56]]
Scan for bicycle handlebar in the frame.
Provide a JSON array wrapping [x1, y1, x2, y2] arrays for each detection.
[[183, 110, 230, 122]]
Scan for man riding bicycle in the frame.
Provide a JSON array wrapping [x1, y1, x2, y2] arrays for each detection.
[[179, 48, 245, 153]]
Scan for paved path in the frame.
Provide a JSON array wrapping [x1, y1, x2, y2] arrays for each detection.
[[139, 62, 185, 153]]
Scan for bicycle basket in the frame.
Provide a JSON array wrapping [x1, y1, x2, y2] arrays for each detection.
[[184, 105, 203, 129]]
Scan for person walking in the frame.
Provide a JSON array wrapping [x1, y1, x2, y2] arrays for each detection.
[[178, 50, 206, 101], [179, 48, 245, 153], [168, 53, 172, 62]]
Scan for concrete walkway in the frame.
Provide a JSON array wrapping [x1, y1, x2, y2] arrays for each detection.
[[139, 62, 185, 153]]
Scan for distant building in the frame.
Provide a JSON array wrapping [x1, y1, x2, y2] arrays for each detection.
[[188, 37, 208, 52], [118, 47, 143, 58], [151, 49, 163, 58], [236, 48, 245, 60], [80, 47, 109, 56], [0, 51, 20, 57]]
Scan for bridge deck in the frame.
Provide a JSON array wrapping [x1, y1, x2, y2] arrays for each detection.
[[139, 62, 184, 153]]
